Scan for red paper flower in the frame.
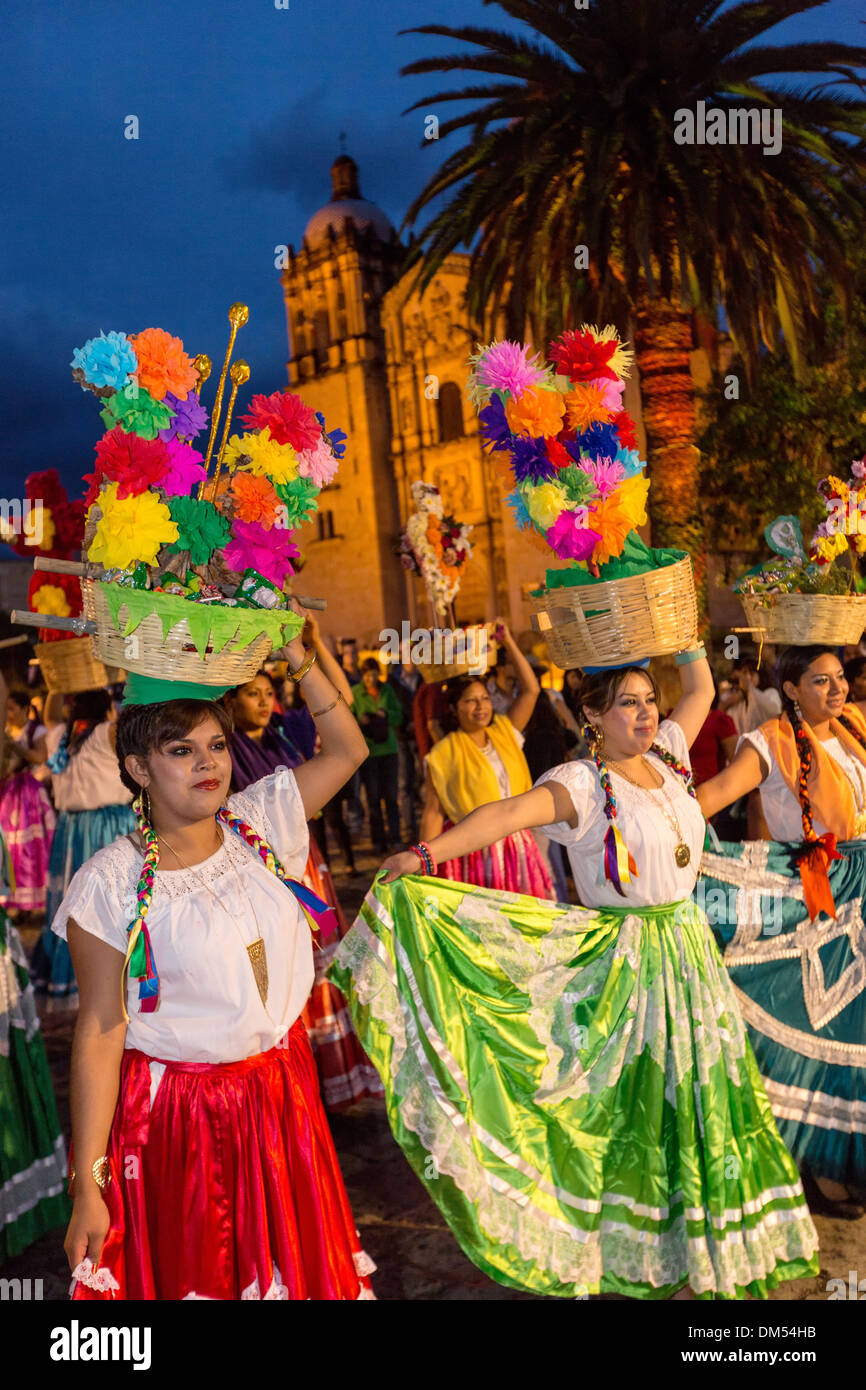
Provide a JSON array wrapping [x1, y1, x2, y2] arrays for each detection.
[[612, 411, 638, 450], [25, 469, 67, 510], [93, 426, 170, 499], [546, 437, 572, 469], [549, 329, 619, 383], [240, 392, 322, 452]]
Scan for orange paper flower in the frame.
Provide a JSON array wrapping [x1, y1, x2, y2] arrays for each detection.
[[505, 388, 565, 439], [588, 474, 650, 565], [230, 472, 280, 528], [563, 383, 614, 433], [129, 328, 198, 402]]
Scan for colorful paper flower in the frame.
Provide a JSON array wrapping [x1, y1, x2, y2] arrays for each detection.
[[572, 421, 621, 461], [506, 488, 533, 531], [161, 438, 207, 497], [582, 457, 625, 500], [615, 447, 645, 478], [100, 387, 173, 440], [315, 412, 347, 459], [71, 332, 137, 392], [526, 482, 567, 531], [159, 391, 208, 443], [505, 388, 566, 440], [510, 435, 558, 485], [588, 474, 650, 565], [224, 518, 299, 587], [549, 325, 633, 382], [274, 475, 321, 528], [128, 328, 198, 402], [88, 483, 178, 570], [473, 340, 549, 398], [545, 437, 572, 470], [229, 473, 280, 528], [557, 464, 598, 507], [612, 411, 638, 450], [31, 583, 71, 617], [586, 375, 626, 412], [547, 510, 602, 562], [240, 392, 321, 452], [297, 436, 339, 488], [223, 428, 299, 484], [94, 427, 170, 499], [563, 383, 614, 433], [166, 497, 230, 565], [851, 456, 866, 480], [478, 396, 512, 451]]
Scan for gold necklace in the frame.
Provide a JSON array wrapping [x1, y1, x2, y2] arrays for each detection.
[[607, 756, 692, 868], [157, 827, 271, 1012]]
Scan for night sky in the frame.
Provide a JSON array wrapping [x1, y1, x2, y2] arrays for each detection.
[[2, 0, 863, 516]]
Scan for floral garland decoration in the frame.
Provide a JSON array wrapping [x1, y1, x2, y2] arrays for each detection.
[[0, 470, 87, 645], [399, 480, 473, 618], [467, 326, 649, 568], [73, 326, 346, 617]]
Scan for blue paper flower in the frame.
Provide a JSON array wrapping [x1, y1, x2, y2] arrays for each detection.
[[315, 410, 347, 459], [478, 396, 512, 452], [506, 487, 533, 531], [615, 446, 646, 477], [511, 434, 558, 484], [573, 421, 620, 461], [71, 331, 137, 391]]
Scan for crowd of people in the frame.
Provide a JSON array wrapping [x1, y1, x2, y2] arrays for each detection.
[[2, 620, 865, 1300]]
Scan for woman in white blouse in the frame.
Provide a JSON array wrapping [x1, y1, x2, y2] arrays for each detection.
[[364, 653, 820, 1299], [698, 645, 866, 1219], [57, 615, 374, 1301]]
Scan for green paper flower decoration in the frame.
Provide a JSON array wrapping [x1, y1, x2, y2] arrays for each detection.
[[275, 475, 320, 528], [100, 386, 173, 440], [557, 464, 598, 507], [166, 496, 230, 565]]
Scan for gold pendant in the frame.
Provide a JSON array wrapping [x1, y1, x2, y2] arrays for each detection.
[[854, 812, 866, 837], [246, 938, 269, 1007], [675, 842, 691, 868]]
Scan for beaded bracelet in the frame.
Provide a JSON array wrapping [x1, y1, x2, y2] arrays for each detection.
[[675, 644, 707, 666], [410, 841, 436, 875]]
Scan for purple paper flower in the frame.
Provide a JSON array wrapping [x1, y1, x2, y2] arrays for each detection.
[[159, 390, 209, 443], [510, 434, 558, 484], [851, 455, 866, 480], [161, 438, 207, 497], [478, 396, 512, 452]]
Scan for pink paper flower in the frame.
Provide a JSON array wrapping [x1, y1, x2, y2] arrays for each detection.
[[547, 509, 601, 561], [586, 376, 626, 412], [161, 438, 207, 497], [583, 457, 625, 499], [297, 436, 338, 487], [224, 518, 299, 587], [476, 341, 548, 398]]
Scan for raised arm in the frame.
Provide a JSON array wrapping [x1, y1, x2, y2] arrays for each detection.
[[382, 778, 576, 882], [277, 612, 367, 818], [44, 688, 66, 726], [668, 652, 716, 748], [696, 742, 766, 820], [497, 621, 540, 733], [63, 921, 127, 1273]]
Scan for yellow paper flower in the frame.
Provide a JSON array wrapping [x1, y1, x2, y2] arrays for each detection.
[[588, 476, 649, 565], [505, 388, 565, 439], [527, 482, 566, 531], [563, 383, 613, 432], [619, 473, 650, 529], [32, 583, 71, 617], [814, 531, 849, 563], [223, 427, 299, 484], [854, 534, 866, 556], [88, 482, 178, 570]]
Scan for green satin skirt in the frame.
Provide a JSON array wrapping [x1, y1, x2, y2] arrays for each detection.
[[329, 876, 820, 1299]]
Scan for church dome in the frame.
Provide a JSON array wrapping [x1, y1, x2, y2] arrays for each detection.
[[304, 155, 395, 247]]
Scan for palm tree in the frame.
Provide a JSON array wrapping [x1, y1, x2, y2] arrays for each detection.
[[398, 0, 866, 599]]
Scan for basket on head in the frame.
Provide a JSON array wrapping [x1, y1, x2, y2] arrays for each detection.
[[34, 637, 109, 694], [740, 592, 866, 648], [82, 581, 291, 687], [412, 625, 497, 684], [530, 556, 699, 669]]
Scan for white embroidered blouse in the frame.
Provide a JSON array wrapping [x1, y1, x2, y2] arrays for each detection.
[[534, 719, 705, 908], [51, 769, 314, 1064]]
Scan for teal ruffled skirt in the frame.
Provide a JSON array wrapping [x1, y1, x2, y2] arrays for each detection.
[[330, 876, 819, 1299]]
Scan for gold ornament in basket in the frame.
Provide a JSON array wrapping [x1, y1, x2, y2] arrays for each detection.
[[739, 591, 866, 648], [530, 556, 699, 670]]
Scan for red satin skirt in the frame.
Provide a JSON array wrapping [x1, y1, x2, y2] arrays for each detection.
[[71, 1020, 375, 1301]]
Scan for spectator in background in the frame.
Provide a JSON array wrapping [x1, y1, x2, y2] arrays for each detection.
[[722, 658, 782, 735], [844, 655, 866, 703], [353, 659, 404, 854], [0, 681, 55, 918], [413, 679, 449, 761], [339, 637, 361, 688], [487, 651, 517, 715], [387, 660, 421, 844]]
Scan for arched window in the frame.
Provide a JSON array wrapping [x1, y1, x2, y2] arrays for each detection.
[[314, 308, 330, 367], [317, 510, 335, 541], [437, 381, 464, 441], [292, 312, 308, 356]]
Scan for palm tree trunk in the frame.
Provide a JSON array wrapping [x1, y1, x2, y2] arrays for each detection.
[[633, 297, 706, 619]]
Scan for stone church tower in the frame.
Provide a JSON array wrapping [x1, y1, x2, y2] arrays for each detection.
[[281, 154, 553, 646]]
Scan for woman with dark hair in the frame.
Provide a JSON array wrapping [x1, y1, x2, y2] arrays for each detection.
[[843, 654, 866, 702], [225, 655, 382, 1113], [352, 658, 403, 854], [52, 611, 374, 1301], [334, 647, 820, 1298], [0, 685, 55, 917], [699, 645, 866, 1217], [419, 621, 553, 897], [29, 687, 135, 1006]]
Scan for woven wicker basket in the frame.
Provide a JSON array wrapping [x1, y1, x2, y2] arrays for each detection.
[[530, 557, 699, 669], [740, 592, 866, 647], [414, 627, 497, 685], [35, 638, 109, 693], [83, 582, 275, 685]]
